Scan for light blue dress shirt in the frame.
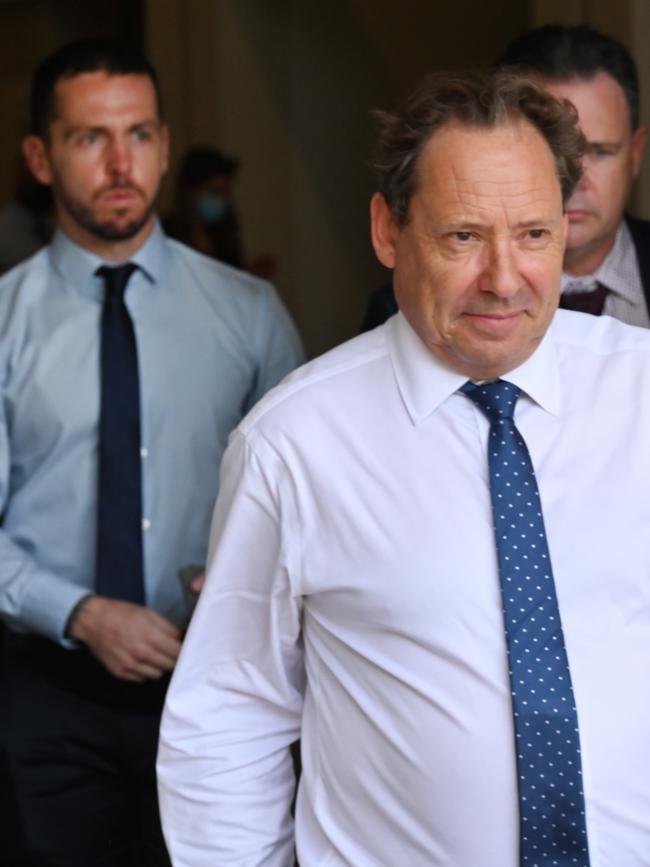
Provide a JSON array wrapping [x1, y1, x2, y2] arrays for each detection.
[[0, 223, 304, 642]]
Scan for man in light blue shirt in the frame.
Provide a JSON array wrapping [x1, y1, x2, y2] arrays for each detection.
[[0, 38, 303, 867]]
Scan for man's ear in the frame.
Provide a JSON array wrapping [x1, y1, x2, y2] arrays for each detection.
[[631, 124, 647, 178], [22, 135, 54, 186], [370, 192, 399, 269]]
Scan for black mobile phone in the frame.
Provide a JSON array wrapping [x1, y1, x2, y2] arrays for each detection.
[[177, 564, 204, 618]]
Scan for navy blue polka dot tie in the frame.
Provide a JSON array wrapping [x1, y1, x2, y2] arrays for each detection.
[[95, 263, 145, 605], [462, 380, 590, 867]]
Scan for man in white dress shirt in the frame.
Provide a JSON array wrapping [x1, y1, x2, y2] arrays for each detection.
[[157, 70, 650, 865]]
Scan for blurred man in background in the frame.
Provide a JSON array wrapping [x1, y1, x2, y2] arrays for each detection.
[[0, 37, 303, 867], [164, 145, 244, 268], [499, 24, 649, 323]]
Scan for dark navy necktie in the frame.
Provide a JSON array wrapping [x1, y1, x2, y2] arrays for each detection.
[[95, 263, 145, 604], [559, 282, 608, 315], [462, 380, 590, 867]]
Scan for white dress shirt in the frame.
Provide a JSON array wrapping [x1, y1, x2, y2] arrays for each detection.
[[158, 310, 650, 866], [561, 219, 650, 327]]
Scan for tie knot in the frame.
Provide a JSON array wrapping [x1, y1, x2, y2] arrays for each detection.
[[96, 263, 138, 302], [460, 379, 521, 422], [559, 280, 608, 315]]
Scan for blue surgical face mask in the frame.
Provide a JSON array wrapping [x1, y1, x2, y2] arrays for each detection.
[[195, 193, 230, 224]]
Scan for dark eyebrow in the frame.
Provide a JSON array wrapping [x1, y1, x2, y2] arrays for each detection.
[[62, 124, 104, 142], [586, 140, 623, 153], [441, 216, 559, 233], [61, 119, 160, 142], [514, 218, 558, 229], [130, 120, 159, 130]]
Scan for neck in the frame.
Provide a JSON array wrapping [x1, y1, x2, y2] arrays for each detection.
[[562, 231, 617, 277], [57, 213, 156, 262]]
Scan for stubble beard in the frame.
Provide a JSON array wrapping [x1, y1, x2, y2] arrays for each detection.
[[58, 184, 158, 242]]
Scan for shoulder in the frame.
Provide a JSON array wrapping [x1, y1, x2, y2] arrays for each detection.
[[162, 239, 301, 365], [164, 238, 278, 306], [238, 325, 390, 436], [0, 248, 53, 373], [625, 214, 650, 233], [0, 246, 51, 312], [625, 214, 650, 248], [551, 306, 650, 359]]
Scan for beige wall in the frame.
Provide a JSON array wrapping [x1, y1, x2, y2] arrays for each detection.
[[146, 0, 528, 356], [146, 0, 650, 356]]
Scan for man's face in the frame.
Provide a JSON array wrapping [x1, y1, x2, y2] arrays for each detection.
[[545, 73, 646, 275], [371, 119, 567, 380], [23, 71, 169, 256]]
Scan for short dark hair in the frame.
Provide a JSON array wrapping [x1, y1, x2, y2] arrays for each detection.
[[371, 69, 586, 226], [497, 25, 640, 130], [30, 38, 163, 139]]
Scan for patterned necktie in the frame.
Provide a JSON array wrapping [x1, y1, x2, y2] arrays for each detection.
[[95, 263, 145, 604], [461, 380, 590, 866], [559, 282, 608, 315]]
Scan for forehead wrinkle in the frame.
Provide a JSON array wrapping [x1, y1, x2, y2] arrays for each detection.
[[432, 160, 558, 204], [413, 119, 563, 231], [433, 182, 561, 229]]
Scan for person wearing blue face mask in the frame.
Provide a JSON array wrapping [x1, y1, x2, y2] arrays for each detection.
[[195, 189, 231, 224], [164, 145, 244, 267]]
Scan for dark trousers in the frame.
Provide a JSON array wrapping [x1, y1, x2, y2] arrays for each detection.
[[0, 633, 171, 867]]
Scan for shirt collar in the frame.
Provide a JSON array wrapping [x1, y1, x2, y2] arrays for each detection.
[[48, 219, 169, 301], [388, 310, 561, 426]]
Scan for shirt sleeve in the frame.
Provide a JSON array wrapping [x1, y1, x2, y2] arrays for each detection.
[[0, 405, 91, 642], [245, 283, 305, 412], [157, 428, 304, 867]]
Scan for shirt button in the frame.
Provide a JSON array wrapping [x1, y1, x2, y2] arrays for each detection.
[[140, 447, 148, 458], [142, 518, 151, 531]]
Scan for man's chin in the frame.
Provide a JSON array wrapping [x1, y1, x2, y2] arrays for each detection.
[[60, 195, 156, 244], [566, 217, 598, 245], [90, 218, 151, 242]]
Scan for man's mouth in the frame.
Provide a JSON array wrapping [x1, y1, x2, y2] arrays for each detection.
[[566, 206, 594, 221], [463, 310, 524, 330], [97, 186, 141, 205]]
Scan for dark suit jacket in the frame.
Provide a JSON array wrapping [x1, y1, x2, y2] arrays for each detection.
[[360, 215, 650, 333], [624, 215, 650, 314]]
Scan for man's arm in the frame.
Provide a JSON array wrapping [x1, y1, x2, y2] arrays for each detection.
[[246, 282, 304, 410], [0, 407, 92, 642], [157, 429, 304, 866], [0, 405, 182, 674]]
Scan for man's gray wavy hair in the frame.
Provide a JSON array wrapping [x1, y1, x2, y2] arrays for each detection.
[[371, 69, 586, 225]]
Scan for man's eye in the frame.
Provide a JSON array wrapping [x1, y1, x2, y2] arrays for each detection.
[[589, 147, 615, 158], [528, 229, 546, 240], [79, 132, 98, 145], [133, 128, 152, 142], [452, 231, 473, 242]]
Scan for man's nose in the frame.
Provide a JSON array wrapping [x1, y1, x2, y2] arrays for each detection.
[[479, 243, 521, 297], [106, 137, 132, 176], [575, 157, 594, 192]]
